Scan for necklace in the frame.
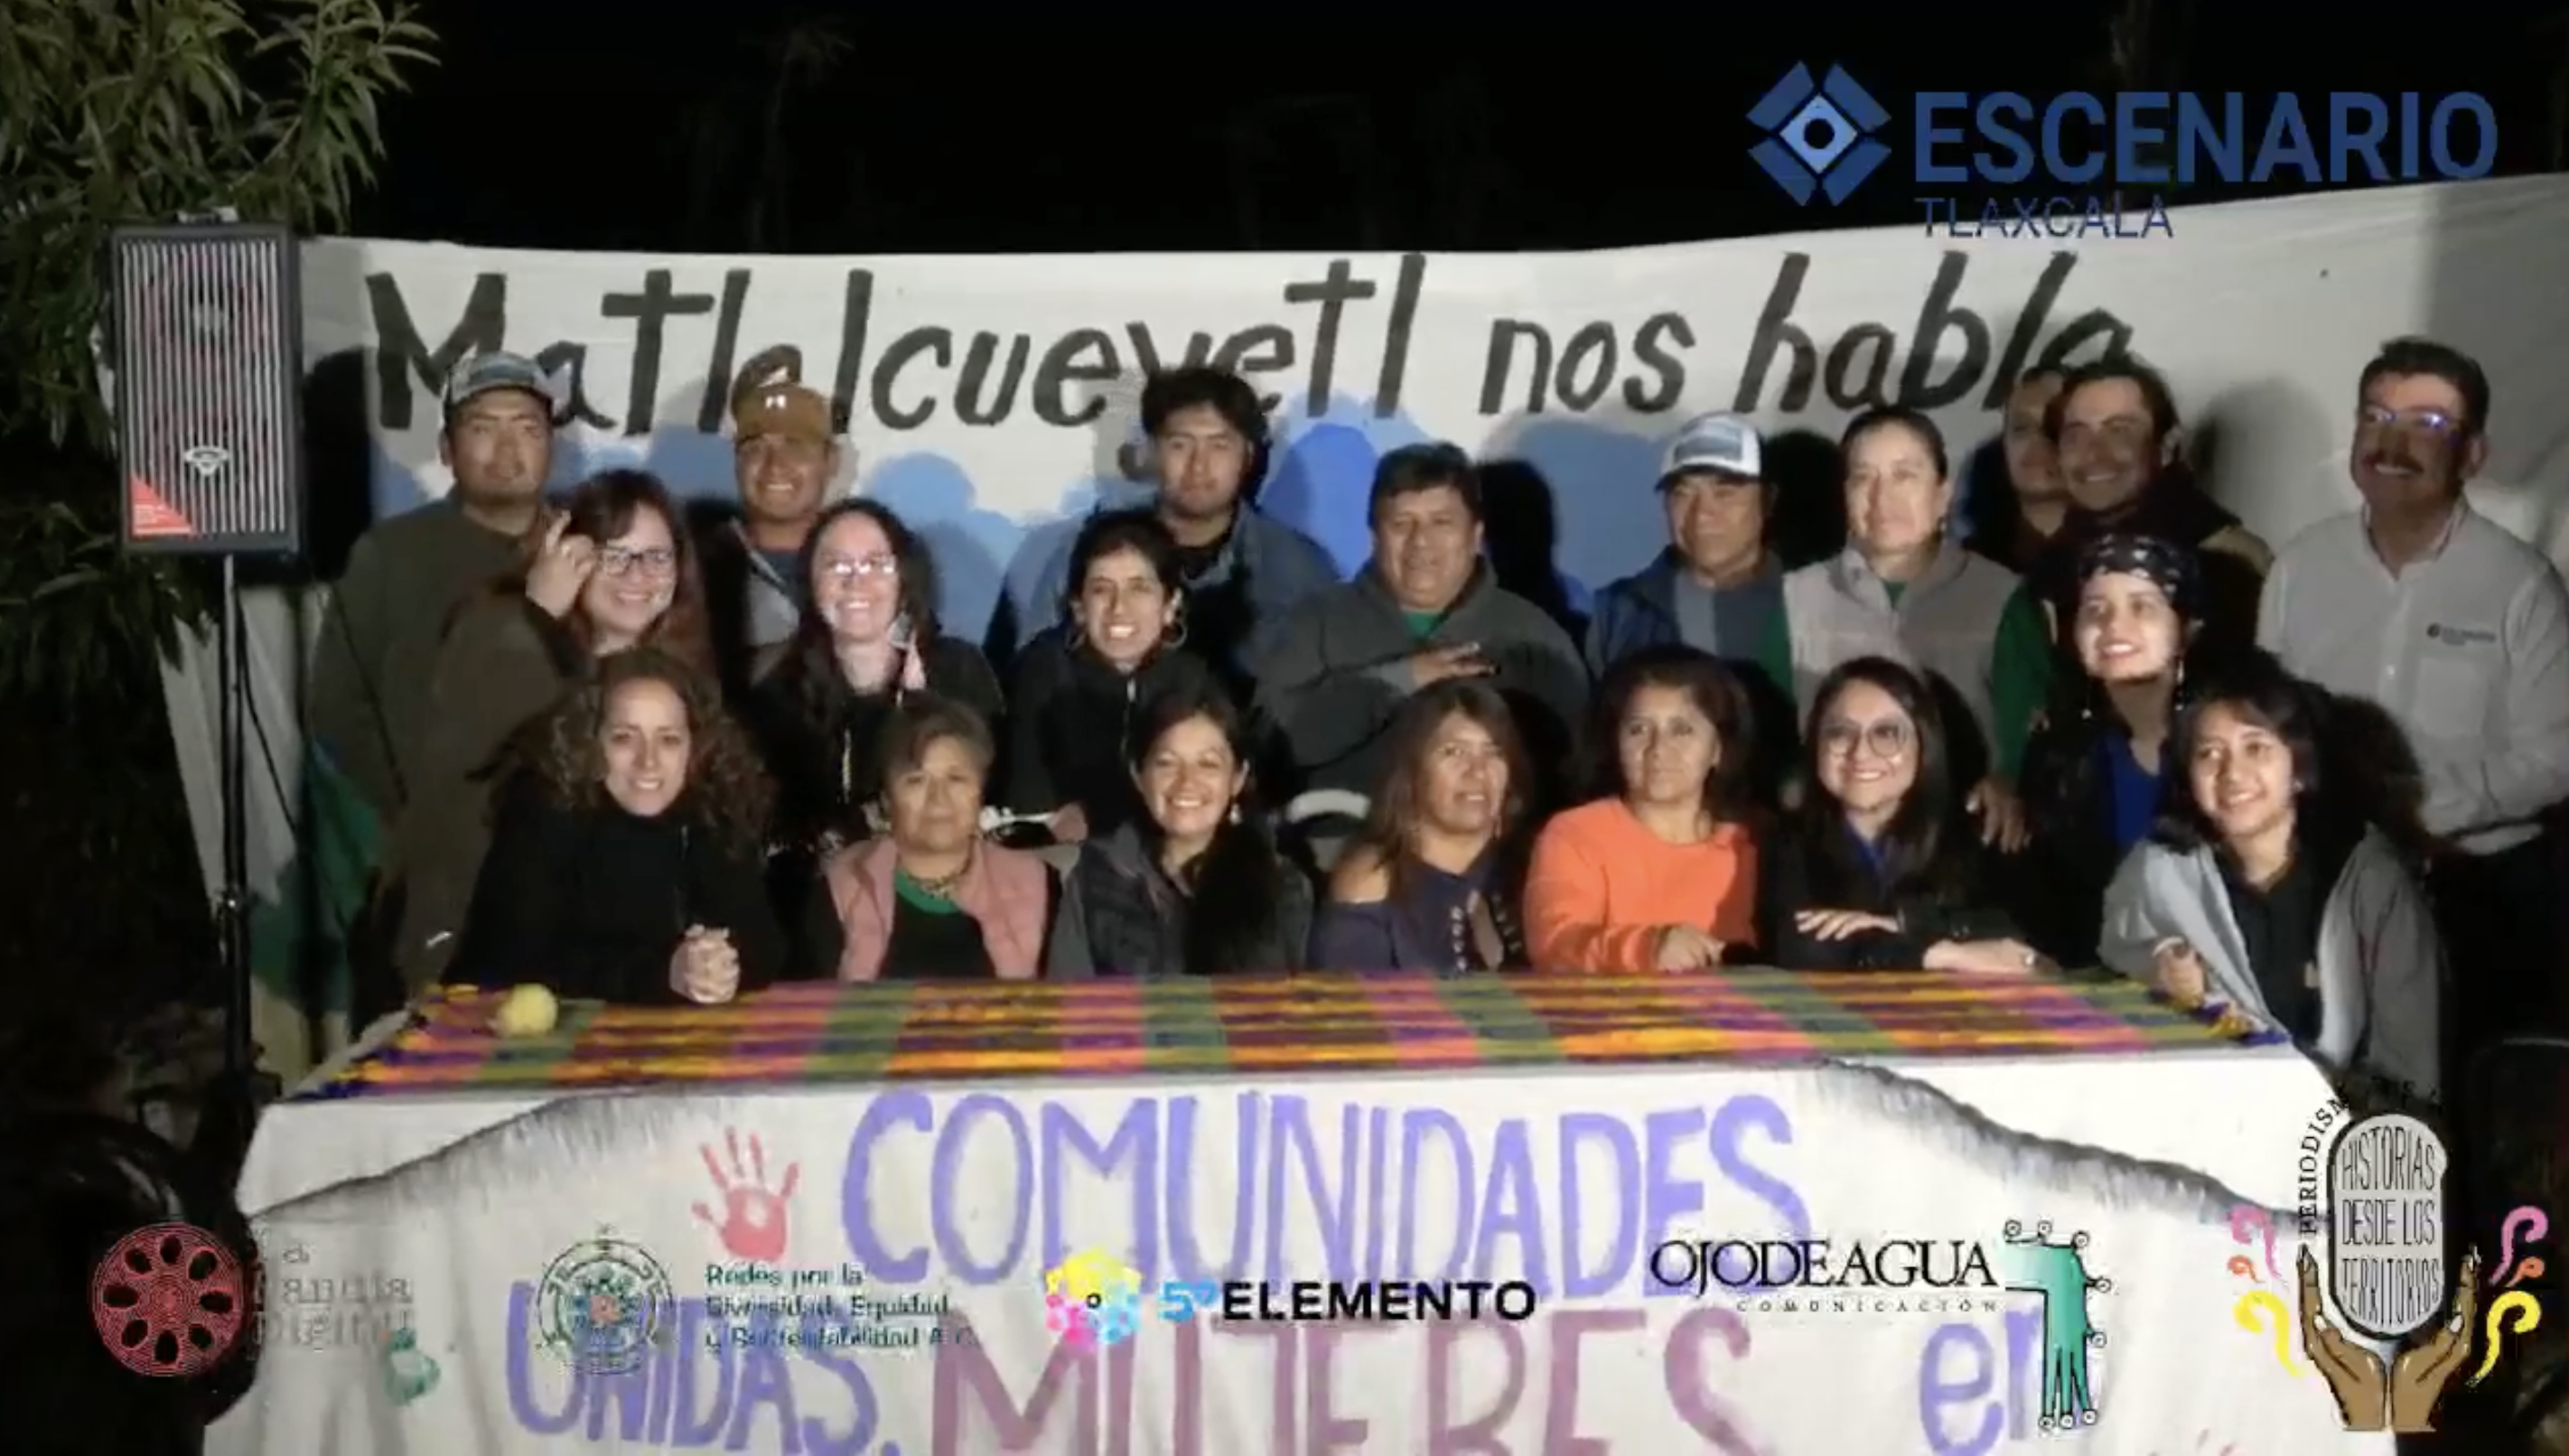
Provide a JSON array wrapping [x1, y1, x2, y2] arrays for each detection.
[[902, 851, 974, 900]]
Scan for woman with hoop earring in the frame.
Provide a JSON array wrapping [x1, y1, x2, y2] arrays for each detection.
[[1003, 509, 1216, 845]]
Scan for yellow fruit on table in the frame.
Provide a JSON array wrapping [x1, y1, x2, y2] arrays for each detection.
[[490, 984, 560, 1038]]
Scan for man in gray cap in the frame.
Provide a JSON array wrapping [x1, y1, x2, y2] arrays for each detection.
[[1584, 412, 1785, 675], [1583, 412, 1796, 794], [310, 350, 557, 827]]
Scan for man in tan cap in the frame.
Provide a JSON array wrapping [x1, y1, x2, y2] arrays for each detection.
[[701, 350, 841, 694]]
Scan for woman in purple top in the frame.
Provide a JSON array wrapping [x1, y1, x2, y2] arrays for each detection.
[[1311, 681, 1536, 974]]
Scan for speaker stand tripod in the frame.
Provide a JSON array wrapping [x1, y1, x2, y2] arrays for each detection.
[[192, 556, 274, 1175]]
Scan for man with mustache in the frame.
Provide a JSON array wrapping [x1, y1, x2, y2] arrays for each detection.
[[2021, 358, 2272, 666], [696, 351, 840, 699], [2258, 337, 2569, 1047]]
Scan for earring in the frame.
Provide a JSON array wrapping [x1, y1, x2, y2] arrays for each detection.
[[1064, 621, 1086, 654], [1227, 802, 1242, 826], [1165, 614, 1190, 649]]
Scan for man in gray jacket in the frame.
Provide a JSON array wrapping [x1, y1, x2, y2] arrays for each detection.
[[1253, 443, 1589, 802]]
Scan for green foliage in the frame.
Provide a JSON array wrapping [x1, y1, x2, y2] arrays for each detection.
[[0, 0, 437, 449], [0, 0, 433, 690], [0, 499, 200, 706], [0, 0, 436, 998]]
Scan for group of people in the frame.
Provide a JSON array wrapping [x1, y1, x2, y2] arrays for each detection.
[[311, 339, 2569, 1105]]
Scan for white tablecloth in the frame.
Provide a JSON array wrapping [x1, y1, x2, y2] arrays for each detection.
[[211, 1041, 2400, 1455]]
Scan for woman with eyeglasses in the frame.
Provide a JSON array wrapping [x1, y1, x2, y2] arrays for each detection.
[[745, 499, 1005, 878], [371, 468, 715, 1005], [1756, 657, 2042, 973]]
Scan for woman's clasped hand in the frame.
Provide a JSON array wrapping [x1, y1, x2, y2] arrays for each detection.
[[669, 924, 744, 1003]]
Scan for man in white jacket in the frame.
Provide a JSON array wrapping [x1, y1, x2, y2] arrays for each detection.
[[2256, 337, 2569, 1051]]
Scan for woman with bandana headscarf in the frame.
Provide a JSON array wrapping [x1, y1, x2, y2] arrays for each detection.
[[2013, 534, 2220, 964]]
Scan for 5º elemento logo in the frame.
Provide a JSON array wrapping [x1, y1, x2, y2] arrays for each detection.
[[1043, 1251, 1147, 1351], [1748, 63, 1892, 206]]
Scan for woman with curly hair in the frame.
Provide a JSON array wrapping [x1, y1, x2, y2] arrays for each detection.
[[369, 468, 715, 1013], [445, 648, 784, 1003]]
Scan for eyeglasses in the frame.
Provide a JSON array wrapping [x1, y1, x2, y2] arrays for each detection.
[[1817, 719, 1913, 761], [598, 546, 677, 577], [817, 554, 899, 582], [2356, 406, 2462, 437]]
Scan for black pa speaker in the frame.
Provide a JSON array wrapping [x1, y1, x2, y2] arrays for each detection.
[[107, 224, 304, 558]]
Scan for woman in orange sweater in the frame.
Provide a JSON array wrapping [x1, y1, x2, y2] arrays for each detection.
[[1525, 645, 1760, 972]]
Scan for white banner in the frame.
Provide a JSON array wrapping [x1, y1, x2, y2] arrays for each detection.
[[185, 177, 2569, 1065], [301, 175, 2569, 639], [211, 1051, 2402, 1454]]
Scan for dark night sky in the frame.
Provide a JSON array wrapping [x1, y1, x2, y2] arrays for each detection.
[[353, 5, 2565, 257]]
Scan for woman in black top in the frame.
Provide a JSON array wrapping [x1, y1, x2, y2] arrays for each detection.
[[448, 649, 785, 1003], [1312, 680, 1534, 973], [2016, 534, 2220, 964], [745, 499, 1005, 868], [1049, 686, 1313, 976], [1757, 657, 2043, 973], [1004, 509, 1216, 844]]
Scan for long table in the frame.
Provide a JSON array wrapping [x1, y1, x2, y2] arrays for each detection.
[[212, 973, 2387, 1454]]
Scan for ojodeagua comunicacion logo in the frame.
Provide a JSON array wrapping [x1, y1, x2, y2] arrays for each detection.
[[1994, 1219, 2112, 1431]]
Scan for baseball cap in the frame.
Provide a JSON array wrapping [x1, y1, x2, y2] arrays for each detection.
[[731, 371, 833, 445], [442, 351, 552, 417], [1658, 413, 1764, 486]]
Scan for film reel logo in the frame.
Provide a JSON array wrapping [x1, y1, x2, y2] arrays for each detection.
[[90, 1221, 252, 1377]]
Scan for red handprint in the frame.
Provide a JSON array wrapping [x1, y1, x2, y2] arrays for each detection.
[[690, 1129, 799, 1265]]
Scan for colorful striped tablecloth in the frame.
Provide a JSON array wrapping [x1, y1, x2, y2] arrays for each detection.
[[304, 971, 2282, 1097]]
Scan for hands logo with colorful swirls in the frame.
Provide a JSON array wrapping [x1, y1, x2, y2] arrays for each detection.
[[2227, 1202, 2549, 1432], [1994, 1220, 2111, 1431], [1042, 1250, 1144, 1351]]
